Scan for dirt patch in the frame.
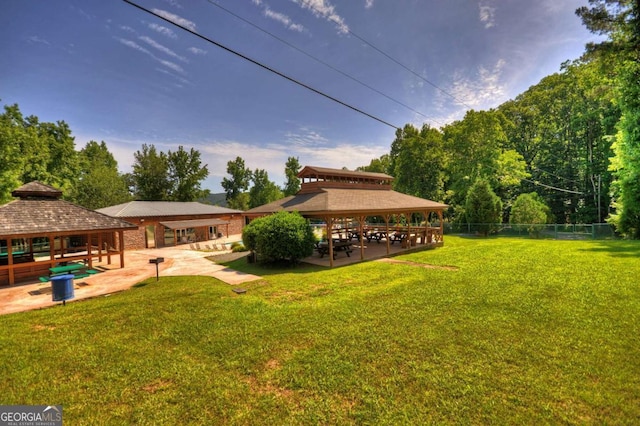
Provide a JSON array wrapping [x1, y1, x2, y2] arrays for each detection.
[[376, 258, 458, 271]]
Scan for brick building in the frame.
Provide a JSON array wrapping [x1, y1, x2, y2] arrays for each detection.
[[96, 201, 244, 249]]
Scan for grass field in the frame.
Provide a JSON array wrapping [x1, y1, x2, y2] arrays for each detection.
[[1, 236, 639, 424]]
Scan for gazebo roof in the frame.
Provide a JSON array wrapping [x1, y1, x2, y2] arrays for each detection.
[[0, 182, 137, 239], [245, 188, 448, 217]]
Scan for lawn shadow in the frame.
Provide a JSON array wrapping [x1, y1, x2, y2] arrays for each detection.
[[579, 240, 640, 258], [215, 256, 326, 277]]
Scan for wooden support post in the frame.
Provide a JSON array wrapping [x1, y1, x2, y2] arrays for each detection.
[[7, 240, 14, 286], [119, 230, 125, 267], [98, 233, 103, 262], [384, 214, 391, 255], [358, 215, 366, 260], [86, 233, 93, 268]]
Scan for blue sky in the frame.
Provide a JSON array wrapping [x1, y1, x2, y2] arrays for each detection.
[[1, 0, 599, 193]]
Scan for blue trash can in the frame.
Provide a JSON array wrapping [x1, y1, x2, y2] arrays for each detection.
[[51, 274, 75, 302]]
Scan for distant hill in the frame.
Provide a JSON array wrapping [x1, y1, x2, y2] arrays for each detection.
[[199, 192, 228, 207]]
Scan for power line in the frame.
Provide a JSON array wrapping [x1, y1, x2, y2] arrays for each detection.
[[122, 0, 401, 130], [300, 1, 474, 110], [205, 0, 442, 125]]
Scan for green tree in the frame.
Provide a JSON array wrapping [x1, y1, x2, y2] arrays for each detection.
[[358, 154, 391, 174], [131, 144, 170, 200], [167, 146, 209, 202], [510, 192, 552, 237], [69, 141, 132, 209], [222, 157, 252, 209], [465, 178, 503, 236], [389, 124, 447, 201], [249, 169, 283, 208], [283, 156, 301, 196], [442, 109, 509, 214], [577, 0, 640, 236], [242, 211, 315, 263], [0, 104, 27, 202]]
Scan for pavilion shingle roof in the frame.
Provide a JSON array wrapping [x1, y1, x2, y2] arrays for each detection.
[[245, 188, 448, 217], [0, 198, 138, 239], [96, 201, 242, 218]]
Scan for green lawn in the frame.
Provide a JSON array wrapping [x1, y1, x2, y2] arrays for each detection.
[[1, 236, 639, 424]]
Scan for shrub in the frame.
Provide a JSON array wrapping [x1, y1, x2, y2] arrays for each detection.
[[230, 242, 247, 252], [242, 211, 315, 263], [510, 192, 552, 237], [465, 178, 503, 236]]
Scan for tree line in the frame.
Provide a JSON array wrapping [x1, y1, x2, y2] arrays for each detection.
[[2, 1, 637, 237], [0, 103, 209, 209], [358, 1, 639, 237]]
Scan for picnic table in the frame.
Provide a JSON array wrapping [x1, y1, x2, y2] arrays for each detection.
[[315, 240, 353, 259], [40, 262, 99, 282]]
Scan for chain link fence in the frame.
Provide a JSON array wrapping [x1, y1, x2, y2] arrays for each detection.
[[442, 223, 618, 240]]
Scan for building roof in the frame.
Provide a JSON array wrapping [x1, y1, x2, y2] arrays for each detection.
[[0, 197, 137, 239], [245, 188, 448, 217], [96, 201, 242, 218]]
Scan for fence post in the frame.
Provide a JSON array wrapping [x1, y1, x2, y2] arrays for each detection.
[[592, 224, 596, 239], [554, 224, 558, 239]]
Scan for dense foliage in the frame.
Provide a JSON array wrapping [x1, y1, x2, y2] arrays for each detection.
[[510, 193, 552, 237], [242, 211, 315, 263], [464, 178, 502, 236]]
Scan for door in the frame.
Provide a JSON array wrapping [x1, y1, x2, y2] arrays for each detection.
[[145, 225, 156, 248]]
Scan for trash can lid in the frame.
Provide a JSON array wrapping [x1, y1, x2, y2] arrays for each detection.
[[50, 274, 75, 280]]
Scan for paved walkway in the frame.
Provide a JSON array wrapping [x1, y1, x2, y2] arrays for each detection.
[[0, 245, 261, 316]]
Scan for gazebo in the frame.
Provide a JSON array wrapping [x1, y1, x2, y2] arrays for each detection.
[[244, 166, 448, 267], [0, 182, 137, 286]]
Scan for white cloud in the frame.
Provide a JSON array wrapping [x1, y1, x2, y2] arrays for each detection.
[[119, 25, 135, 33], [163, 0, 183, 9], [139, 35, 188, 62], [155, 68, 191, 85], [188, 47, 207, 55], [365, 0, 374, 9], [447, 59, 508, 109], [151, 9, 197, 32], [27, 35, 50, 45], [148, 23, 177, 39], [478, 0, 496, 29], [264, 8, 304, 32], [294, 0, 349, 34], [115, 37, 186, 74]]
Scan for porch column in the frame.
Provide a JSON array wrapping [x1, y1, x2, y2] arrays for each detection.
[[119, 230, 125, 267], [357, 215, 366, 260], [384, 214, 391, 255], [88, 233, 94, 268], [327, 216, 335, 268], [7, 240, 14, 285]]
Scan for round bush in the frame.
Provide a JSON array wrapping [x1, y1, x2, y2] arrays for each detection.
[[242, 211, 315, 263]]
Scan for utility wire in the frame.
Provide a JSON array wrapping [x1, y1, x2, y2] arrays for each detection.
[[122, 0, 401, 130], [301, 1, 474, 110], [205, 0, 442, 125]]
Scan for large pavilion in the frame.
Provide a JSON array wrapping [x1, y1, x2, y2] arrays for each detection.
[[0, 182, 137, 286], [244, 166, 448, 267]]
